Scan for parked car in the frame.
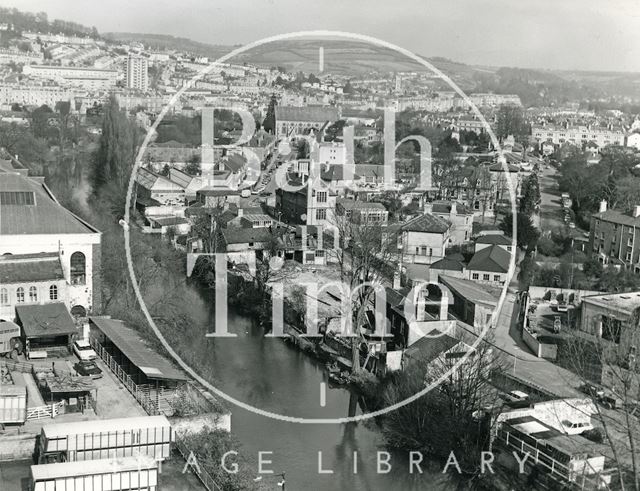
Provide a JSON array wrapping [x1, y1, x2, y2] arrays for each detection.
[[72, 339, 97, 361], [74, 360, 103, 379], [507, 390, 529, 401], [600, 394, 623, 409], [557, 303, 568, 313], [580, 383, 605, 399], [561, 419, 593, 435]]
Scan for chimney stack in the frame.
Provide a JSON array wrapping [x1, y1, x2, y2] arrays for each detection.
[[634, 205, 640, 218], [424, 202, 433, 214], [450, 201, 457, 217], [599, 200, 607, 213], [393, 270, 401, 290]]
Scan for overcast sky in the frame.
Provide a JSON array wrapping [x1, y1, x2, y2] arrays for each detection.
[[3, 0, 640, 72]]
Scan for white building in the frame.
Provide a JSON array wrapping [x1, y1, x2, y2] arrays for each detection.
[[0, 84, 78, 108], [532, 124, 625, 148], [0, 166, 101, 319], [22, 64, 118, 89], [126, 55, 149, 92]]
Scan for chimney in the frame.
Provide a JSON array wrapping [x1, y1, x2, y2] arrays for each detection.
[[634, 205, 640, 218], [393, 270, 401, 290], [424, 202, 433, 214], [599, 200, 607, 213], [237, 208, 243, 217], [450, 202, 457, 217]]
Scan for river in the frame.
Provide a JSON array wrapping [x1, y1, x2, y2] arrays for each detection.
[[180, 282, 455, 490]]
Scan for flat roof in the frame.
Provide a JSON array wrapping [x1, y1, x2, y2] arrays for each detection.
[[42, 415, 171, 438], [31, 456, 157, 481], [89, 317, 187, 382]]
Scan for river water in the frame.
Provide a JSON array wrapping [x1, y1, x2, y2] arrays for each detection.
[[180, 283, 455, 491]]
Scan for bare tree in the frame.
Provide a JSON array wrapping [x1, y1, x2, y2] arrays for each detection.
[[328, 209, 398, 372], [562, 306, 640, 490]]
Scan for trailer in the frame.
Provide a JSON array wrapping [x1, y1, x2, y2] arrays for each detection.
[[0, 320, 23, 358], [0, 385, 27, 424], [31, 456, 158, 491], [38, 415, 173, 464]]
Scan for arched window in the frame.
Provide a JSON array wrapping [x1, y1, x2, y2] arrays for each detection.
[[16, 287, 24, 303], [29, 286, 37, 302], [0, 288, 8, 306], [70, 252, 86, 285], [49, 285, 58, 301]]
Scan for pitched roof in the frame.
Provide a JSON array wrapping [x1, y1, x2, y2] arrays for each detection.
[[593, 209, 640, 228], [404, 329, 459, 363], [136, 167, 184, 191], [438, 275, 500, 306], [321, 165, 360, 181], [16, 303, 77, 339], [221, 227, 273, 245], [168, 167, 196, 188], [430, 256, 465, 272], [431, 201, 472, 215], [337, 198, 386, 211], [224, 153, 247, 173], [0, 173, 99, 235], [401, 213, 450, 234], [0, 253, 64, 283], [476, 234, 512, 246], [275, 105, 339, 123], [467, 245, 511, 273]]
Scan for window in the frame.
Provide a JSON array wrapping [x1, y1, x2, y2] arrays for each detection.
[[494, 275, 501, 282], [421, 246, 427, 256], [49, 285, 58, 301], [483, 274, 490, 281], [316, 191, 327, 203], [0, 288, 8, 306], [29, 286, 37, 302], [70, 252, 86, 285], [507, 246, 512, 252], [16, 287, 24, 303], [601, 316, 621, 344], [472, 273, 479, 280], [315, 250, 325, 257], [316, 209, 327, 220]]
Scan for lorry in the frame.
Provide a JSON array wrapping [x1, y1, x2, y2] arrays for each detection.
[[0, 320, 23, 359]]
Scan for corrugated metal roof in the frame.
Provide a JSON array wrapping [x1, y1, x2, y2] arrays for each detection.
[[42, 414, 171, 438], [89, 317, 187, 382], [31, 456, 158, 481]]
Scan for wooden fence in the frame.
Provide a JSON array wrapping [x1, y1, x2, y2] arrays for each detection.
[[0, 359, 34, 373], [90, 339, 224, 491], [90, 339, 161, 415], [26, 401, 64, 420]]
